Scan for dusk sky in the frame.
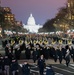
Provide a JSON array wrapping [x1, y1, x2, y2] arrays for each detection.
[[1, 0, 67, 25]]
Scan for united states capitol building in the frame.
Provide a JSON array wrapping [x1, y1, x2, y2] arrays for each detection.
[[23, 14, 43, 33]]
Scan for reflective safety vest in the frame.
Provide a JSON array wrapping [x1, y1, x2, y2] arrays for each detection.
[[68, 40, 72, 45], [52, 41, 56, 44], [59, 40, 62, 44], [45, 41, 48, 44], [19, 40, 23, 45], [11, 40, 15, 46]]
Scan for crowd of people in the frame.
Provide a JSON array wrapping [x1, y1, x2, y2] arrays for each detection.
[[0, 34, 74, 75]]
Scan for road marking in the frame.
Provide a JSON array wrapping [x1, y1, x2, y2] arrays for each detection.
[[52, 66, 74, 74], [30, 69, 39, 73], [69, 66, 74, 70], [63, 64, 74, 70], [31, 69, 46, 75], [19, 64, 63, 75], [70, 64, 74, 66], [55, 73, 63, 75], [19, 64, 23, 67]]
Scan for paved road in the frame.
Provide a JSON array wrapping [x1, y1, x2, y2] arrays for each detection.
[[51, 64, 74, 75], [18, 59, 74, 75], [19, 63, 74, 75], [0, 39, 74, 75], [19, 64, 63, 75]]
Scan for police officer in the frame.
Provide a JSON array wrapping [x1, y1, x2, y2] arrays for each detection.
[[22, 61, 30, 75], [37, 55, 45, 75]]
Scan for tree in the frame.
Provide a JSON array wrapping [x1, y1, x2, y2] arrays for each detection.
[[39, 19, 56, 32]]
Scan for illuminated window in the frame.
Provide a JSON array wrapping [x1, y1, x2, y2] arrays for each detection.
[[11, 16, 13, 17], [5, 18, 7, 20], [5, 15, 7, 18], [8, 18, 10, 20], [11, 18, 13, 20], [8, 16, 10, 18]]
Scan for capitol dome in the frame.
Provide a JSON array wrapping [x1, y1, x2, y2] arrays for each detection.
[[23, 13, 43, 33], [27, 13, 36, 25]]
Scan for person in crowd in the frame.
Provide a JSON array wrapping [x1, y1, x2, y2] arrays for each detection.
[[10, 59, 19, 75], [10, 41, 14, 54], [69, 45, 74, 62], [42, 45, 48, 59], [45, 46, 50, 59], [20, 41, 26, 51], [8, 49, 14, 63], [4, 55, 10, 75], [37, 55, 45, 75], [72, 48, 74, 62], [46, 65, 55, 75], [65, 45, 70, 67], [61, 46, 66, 59], [22, 61, 30, 75], [5, 45, 9, 56], [0, 56, 4, 75], [36, 46, 41, 59], [56, 46, 63, 64], [53, 48, 57, 62], [25, 45, 31, 59], [14, 43, 20, 60], [32, 47, 38, 63], [15, 47, 21, 60], [48, 46, 53, 58]]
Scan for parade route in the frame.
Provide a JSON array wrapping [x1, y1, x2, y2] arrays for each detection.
[[19, 62, 74, 75], [18, 59, 74, 75], [0, 37, 74, 75]]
